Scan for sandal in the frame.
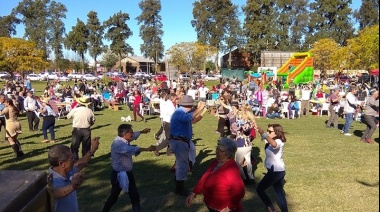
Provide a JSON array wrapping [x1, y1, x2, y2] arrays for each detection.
[[41, 140, 49, 143]]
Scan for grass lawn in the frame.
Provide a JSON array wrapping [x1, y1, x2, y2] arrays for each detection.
[[0, 81, 378, 211]]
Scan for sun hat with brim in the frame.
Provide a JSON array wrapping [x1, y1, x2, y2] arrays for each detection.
[[76, 96, 91, 105], [41, 97, 50, 104], [180, 95, 194, 106]]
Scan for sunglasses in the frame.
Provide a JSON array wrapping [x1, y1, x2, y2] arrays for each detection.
[[267, 129, 274, 133]]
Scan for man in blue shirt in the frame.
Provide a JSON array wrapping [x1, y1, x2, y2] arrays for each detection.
[[48, 137, 100, 212], [169, 95, 207, 196], [102, 124, 155, 212]]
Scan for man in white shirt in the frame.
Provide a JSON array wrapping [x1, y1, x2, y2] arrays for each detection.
[[342, 86, 363, 136], [171, 80, 177, 93], [197, 84, 209, 102], [67, 97, 95, 160], [154, 93, 177, 156], [187, 86, 197, 101], [23, 91, 40, 131], [300, 85, 312, 117]]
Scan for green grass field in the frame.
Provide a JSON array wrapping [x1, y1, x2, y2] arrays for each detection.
[[0, 81, 378, 211]]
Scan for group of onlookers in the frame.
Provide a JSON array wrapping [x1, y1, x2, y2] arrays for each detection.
[[1, 72, 378, 212]]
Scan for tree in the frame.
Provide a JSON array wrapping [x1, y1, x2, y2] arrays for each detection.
[[192, 0, 240, 71], [48, 1, 67, 71], [64, 18, 89, 74], [14, 0, 51, 60], [273, 0, 292, 50], [221, 4, 243, 69], [101, 49, 119, 72], [167, 42, 204, 72], [194, 42, 218, 72], [348, 25, 379, 69], [0, 37, 48, 73], [305, 0, 355, 47], [87, 11, 105, 74], [104, 11, 133, 73], [288, 0, 309, 51], [310, 38, 340, 72], [242, 0, 279, 65], [353, 0, 379, 30], [0, 14, 21, 37], [136, 0, 164, 71]]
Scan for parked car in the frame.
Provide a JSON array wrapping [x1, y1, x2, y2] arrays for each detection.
[[204, 74, 219, 81], [179, 73, 191, 81], [0, 72, 11, 80], [57, 76, 70, 82], [143, 73, 152, 80], [133, 72, 144, 79], [213, 73, 222, 78], [26, 74, 43, 81], [153, 74, 167, 82], [47, 72, 58, 80], [82, 74, 99, 81], [339, 75, 351, 83], [68, 73, 83, 79]]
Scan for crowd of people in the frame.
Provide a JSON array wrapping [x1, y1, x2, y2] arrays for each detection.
[[1, 72, 378, 212]]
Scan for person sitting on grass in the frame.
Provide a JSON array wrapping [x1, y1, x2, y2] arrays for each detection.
[[266, 102, 281, 119]]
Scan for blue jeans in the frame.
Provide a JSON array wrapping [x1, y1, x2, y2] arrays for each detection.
[[42, 116, 55, 140], [266, 112, 280, 119], [342, 113, 354, 133], [256, 166, 288, 212], [169, 139, 189, 181]]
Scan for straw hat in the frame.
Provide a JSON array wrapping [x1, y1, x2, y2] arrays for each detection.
[[76, 96, 91, 105], [41, 97, 50, 104]]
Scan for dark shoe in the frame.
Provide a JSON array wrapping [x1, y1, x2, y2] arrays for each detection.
[[11, 144, 19, 158], [154, 150, 160, 156], [17, 151, 25, 158], [244, 178, 255, 185], [170, 163, 176, 172], [175, 180, 191, 197]]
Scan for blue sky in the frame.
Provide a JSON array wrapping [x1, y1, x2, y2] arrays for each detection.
[[1, 0, 361, 60]]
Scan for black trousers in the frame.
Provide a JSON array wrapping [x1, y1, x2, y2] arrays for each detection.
[[217, 117, 228, 137], [26, 111, 40, 131], [70, 128, 91, 160], [0, 117, 5, 132], [102, 170, 141, 212]]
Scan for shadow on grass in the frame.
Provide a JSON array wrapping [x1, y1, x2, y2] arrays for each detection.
[[356, 179, 379, 187], [54, 123, 71, 129], [353, 130, 363, 137], [75, 152, 219, 211], [91, 123, 112, 130]]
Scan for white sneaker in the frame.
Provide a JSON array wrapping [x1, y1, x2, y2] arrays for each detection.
[[344, 133, 352, 136]]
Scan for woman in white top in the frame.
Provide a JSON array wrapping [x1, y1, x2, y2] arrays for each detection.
[[256, 124, 288, 212]]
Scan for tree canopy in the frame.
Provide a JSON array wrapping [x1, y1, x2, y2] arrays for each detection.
[[0, 37, 48, 73], [136, 0, 164, 70]]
